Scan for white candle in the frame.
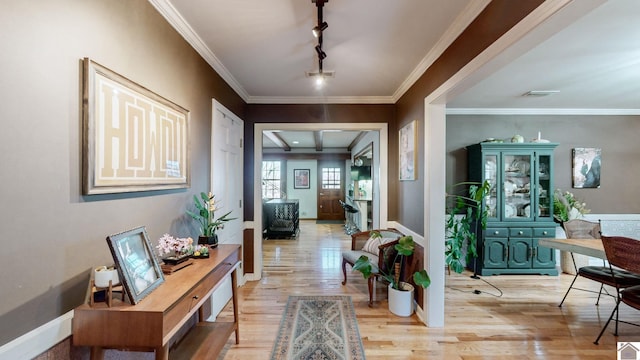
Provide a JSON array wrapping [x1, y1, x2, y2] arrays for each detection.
[[538, 131, 541, 140]]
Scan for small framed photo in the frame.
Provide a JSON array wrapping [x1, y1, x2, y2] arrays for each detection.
[[572, 147, 601, 188], [294, 169, 310, 189], [106, 226, 164, 304]]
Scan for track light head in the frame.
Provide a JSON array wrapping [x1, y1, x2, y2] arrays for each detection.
[[315, 45, 327, 60], [312, 22, 328, 37]]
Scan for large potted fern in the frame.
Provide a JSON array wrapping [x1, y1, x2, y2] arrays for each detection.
[[353, 233, 431, 316], [445, 181, 490, 274]]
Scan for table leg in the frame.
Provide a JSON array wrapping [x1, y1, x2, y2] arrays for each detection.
[[89, 346, 104, 360], [232, 268, 240, 344], [155, 345, 169, 360]]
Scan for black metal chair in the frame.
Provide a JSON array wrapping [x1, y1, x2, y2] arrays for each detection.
[[558, 219, 612, 307], [594, 235, 640, 344]]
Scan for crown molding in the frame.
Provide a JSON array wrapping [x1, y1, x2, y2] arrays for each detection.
[[246, 96, 395, 104], [148, 0, 250, 101], [150, 0, 492, 105], [446, 108, 640, 115]]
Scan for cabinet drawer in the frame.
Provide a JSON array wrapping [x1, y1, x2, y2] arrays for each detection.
[[485, 228, 508, 237], [163, 251, 239, 336], [533, 227, 555, 238], [509, 228, 533, 237]]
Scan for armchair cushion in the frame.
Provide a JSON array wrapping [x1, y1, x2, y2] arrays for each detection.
[[342, 250, 379, 274], [362, 236, 397, 254]]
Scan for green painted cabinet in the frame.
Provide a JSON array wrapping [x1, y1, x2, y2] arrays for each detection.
[[468, 142, 558, 276]]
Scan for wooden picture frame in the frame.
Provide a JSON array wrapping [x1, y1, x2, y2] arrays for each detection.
[[572, 147, 601, 188], [294, 169, 310, 189], [106, 226, 164, 304], [82, 58, 190, 195], [399, 120, 417, 181]]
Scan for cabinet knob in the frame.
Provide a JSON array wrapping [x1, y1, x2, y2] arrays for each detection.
[[518, 231, 524, 235], [542, 231, 548, 235], [494, 231, 500, 235], [193, 295, 199, 300]]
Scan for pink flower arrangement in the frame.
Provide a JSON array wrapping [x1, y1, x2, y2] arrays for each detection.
[[156, 234, 193, 256]]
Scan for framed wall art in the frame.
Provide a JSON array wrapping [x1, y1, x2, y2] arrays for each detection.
[[399, 120, 417, 181], [294, 169, 310, 189], [572, 147, 601, 188], [106, 226, 164, 304], [82, 58, 190, 195]]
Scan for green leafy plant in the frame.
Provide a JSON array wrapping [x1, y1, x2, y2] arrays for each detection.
[[445, 181, 490, 274], [186, 192, 237, 236], [553, 188, 590, 223], [352, 233, 431, 291]]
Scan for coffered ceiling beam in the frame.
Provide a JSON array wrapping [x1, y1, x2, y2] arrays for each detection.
[[314, 131, 323, 151], [264, 131, 291, 151]]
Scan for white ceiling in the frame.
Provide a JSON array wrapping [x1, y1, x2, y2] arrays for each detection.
[[447, 0, 640, 113], [150, 0, 640, 149]]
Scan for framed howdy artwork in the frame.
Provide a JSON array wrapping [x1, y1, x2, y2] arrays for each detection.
[[82, 58, 190, 195]]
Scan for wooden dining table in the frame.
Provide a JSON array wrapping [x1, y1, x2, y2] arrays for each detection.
[[538, 238, 606, 260]]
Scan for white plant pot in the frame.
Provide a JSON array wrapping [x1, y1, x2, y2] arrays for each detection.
[[388, 282, 415, 317]]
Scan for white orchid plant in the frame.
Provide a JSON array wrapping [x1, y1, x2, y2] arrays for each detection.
[[186, 192, 236, 237], [156, 234, 193, 256]]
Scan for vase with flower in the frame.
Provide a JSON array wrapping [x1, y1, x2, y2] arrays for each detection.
[[186, 192, 237, 248], [553, 189, 590, 224], [156, 234, 193, 265]]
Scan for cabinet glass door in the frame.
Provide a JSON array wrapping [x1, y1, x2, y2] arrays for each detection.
[[503, 153, 533, 220], [536, 154, 552, 220], [484, 154, 498, 219]]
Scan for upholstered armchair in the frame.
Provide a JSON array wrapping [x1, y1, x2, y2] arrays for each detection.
[[341, 229, 403, 306]]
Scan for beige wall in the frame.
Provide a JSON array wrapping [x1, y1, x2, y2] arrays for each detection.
[[0, 0, 243, 346], [395, 0, 545, 235], [447, 114, 640, 214]]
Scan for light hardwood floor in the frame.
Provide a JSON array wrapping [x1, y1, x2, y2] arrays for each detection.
[[218, 220, 639, 359]]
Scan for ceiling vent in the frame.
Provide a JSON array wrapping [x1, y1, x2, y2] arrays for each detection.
[[523, 90, 560, 97]]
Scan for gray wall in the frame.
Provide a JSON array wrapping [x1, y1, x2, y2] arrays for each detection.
[[0, 0, 244, 346], [446, 114, 640, 214]]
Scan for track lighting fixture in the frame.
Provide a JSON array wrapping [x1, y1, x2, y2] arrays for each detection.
[[312, 22, 328, 38], [309, 0, 331, 87], [315, 45, 327, 60]]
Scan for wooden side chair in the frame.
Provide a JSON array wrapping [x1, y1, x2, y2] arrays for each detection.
[[341, 229, 402, 306], [558, 219, 611, 306], [594, 235, 640, 344]]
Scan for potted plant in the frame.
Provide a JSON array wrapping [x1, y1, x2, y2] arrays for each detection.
[[553, 188, 590, 224], [186, 192, 237, 248], [156, 234, 193, 264], [445, 181, 490, 275], [352, 233, 431, 316]]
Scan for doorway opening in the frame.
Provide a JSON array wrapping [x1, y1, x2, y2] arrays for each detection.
[[251, 123, 388, 281]]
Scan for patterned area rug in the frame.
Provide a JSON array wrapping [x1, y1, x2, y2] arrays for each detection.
[[271, 296, 366, 360]]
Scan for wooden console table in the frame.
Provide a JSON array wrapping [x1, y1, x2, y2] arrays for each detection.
[[73, 245, 241, 360]]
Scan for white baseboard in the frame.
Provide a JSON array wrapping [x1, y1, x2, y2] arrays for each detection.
[[0, 310, 73, 360]]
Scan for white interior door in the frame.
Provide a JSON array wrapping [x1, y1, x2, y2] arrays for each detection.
[[208, 99, 244, 320]]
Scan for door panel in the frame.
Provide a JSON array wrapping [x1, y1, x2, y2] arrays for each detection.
[[508, 238, 532, 268], [532, 239, 555, 268], [317, 161, 345, 221], [483, 238, 508, 268]]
